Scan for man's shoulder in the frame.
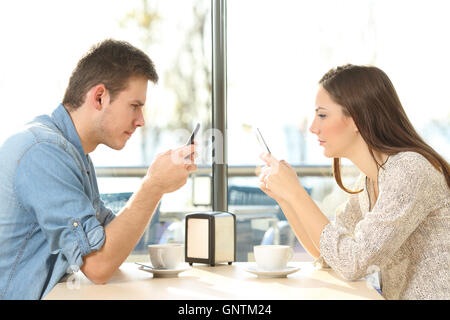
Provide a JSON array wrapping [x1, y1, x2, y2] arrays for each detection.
[[0, 115, 70, 161], [27, 114, 67, 144]]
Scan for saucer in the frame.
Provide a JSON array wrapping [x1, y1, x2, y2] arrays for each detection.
[[245, 265, 300, 278], [135, 262, 191, 278]]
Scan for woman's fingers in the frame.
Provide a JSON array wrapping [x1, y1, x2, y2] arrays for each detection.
[[258, 180, 271, 194], [260, 166, 271, 175], [259, 152, 282, 174], [259, 152, 277, 165]]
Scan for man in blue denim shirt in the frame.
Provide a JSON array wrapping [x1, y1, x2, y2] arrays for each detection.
[[0, 39, 197, 299]]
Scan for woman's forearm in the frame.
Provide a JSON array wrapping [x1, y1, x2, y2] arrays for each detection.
[[258, 153, 330, 257], [277, 198, 321, 259], [286, 186, 330, 252]]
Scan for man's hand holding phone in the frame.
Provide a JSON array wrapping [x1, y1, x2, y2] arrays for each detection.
[[144, 123, 200, 196]]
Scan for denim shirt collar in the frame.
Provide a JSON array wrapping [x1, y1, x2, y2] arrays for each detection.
[[51, 104, 89, 169]]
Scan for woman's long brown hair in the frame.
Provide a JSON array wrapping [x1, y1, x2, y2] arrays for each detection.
[[319, 64, 450, 193]]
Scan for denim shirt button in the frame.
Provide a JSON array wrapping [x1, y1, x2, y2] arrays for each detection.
[[73, 222, 78, 227]]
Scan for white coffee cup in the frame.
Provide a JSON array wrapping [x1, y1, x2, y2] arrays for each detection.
[[148, 243, 184, 269], [253, 245, 294, 271]]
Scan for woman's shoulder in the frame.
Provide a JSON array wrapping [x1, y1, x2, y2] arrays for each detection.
[[383, 151, 448, 191], [386, 151, 436, 173]]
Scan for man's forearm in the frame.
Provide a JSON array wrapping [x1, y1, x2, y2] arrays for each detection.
[[81, 181, 163, 283]]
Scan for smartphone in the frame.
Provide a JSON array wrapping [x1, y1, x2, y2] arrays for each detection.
[[254, 127, 271, 154], [186, 123, 201, 145]]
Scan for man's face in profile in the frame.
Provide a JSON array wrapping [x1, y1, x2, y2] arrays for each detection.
[[96, 76, 148, 150]]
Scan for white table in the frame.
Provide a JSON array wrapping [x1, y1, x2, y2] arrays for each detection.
[[45, 262, 384, 300]]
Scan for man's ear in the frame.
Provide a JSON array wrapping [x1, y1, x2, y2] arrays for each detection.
[[90, 84, 107, 110]]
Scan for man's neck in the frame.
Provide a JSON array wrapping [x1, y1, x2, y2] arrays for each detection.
[[63, 104, 97, 155]]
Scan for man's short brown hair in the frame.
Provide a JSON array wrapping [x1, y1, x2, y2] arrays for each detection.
[[63, 39, 158, 109]]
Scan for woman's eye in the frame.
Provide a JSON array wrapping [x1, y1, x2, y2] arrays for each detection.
[[318, 114, 327, 119]]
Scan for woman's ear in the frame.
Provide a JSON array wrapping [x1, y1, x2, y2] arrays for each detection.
[[349, 117, 359, 133]]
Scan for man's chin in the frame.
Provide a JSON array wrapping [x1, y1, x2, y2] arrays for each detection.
[[105, 141, 127, 151], [114, 144, 127, 151]]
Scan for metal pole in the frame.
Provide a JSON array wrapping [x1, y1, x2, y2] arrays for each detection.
[[211, 0, 228, 212]]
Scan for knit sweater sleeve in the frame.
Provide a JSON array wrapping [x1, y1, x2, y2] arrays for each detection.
[[319, 153, 440, 280]]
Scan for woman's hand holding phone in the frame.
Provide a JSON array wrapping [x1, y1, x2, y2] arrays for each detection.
[[258, 152, 302, 203]]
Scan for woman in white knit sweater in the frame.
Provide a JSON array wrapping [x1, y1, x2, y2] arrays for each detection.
[[259, 64, 449, 299]]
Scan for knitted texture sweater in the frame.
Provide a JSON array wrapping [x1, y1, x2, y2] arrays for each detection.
[[319, 152, 449, 299]]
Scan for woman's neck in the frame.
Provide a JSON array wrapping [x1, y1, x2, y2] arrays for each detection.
[[346, 143, 389, 183]]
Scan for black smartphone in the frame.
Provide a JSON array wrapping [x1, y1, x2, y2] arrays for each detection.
[[186, 123, 201, 145], [255, 127, 271, 154]]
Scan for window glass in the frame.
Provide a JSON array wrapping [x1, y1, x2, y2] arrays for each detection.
[[228, 0, 450, 167]]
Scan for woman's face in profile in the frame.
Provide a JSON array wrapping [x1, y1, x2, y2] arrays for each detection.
[[309, 85, 359, 158]]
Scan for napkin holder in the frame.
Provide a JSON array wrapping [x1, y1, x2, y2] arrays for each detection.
[[185, 211, 236, 266]]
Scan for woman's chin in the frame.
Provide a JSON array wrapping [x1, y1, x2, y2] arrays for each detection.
[[323, 149, 334, 158]]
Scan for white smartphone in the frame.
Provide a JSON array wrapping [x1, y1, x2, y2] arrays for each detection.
[[254, 127, 271, 154]]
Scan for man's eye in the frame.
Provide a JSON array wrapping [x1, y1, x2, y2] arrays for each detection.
[[132, 104, 139, 109], [318, 114, 327, 118]]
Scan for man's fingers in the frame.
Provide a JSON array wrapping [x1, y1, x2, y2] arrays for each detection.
[[186, 164, 198, 172], [179, 144, 196, 158], [170, 145, 195, 164]]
